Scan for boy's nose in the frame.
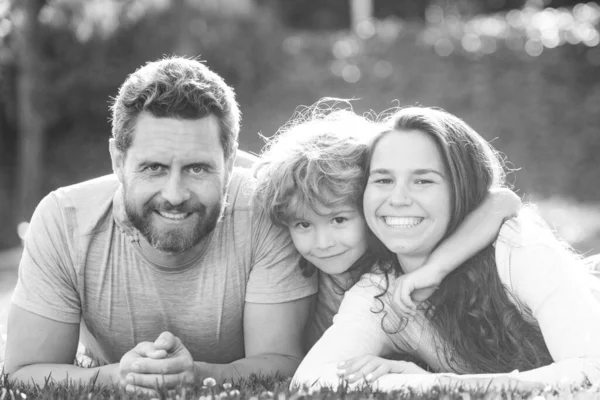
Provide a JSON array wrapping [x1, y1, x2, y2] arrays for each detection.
[[315, 229, 335, 250]]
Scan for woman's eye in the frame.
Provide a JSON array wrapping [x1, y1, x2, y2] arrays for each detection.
[[333, 217, 347, 224], [375, 178, 392, 184], [295, 222, 311, 229], [415, 179, 433, 185]]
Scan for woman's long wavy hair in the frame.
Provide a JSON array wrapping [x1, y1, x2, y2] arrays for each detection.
[[362, 106, 554, 373]]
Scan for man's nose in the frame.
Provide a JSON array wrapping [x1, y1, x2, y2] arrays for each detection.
[[161, 172, 191, 206]]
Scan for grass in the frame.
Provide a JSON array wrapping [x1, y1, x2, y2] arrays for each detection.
[[1, 372, 600, 400]]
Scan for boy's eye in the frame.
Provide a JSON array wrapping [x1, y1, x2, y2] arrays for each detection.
[[332, 217, 347, 224], [295, 222, 311, 229]]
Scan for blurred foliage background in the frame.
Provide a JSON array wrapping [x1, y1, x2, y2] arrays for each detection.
[[0, 0, 599, 253]]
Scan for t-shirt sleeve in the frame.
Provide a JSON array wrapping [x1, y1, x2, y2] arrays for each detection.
[[245, 203, 317, 303], [11, 192, 81, 323]]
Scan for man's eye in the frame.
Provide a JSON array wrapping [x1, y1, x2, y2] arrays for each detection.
[[375, 178, 392, 184], [146, 164, 163, 172], [333, 217, 347, 224], [190, 166, 205, 174]]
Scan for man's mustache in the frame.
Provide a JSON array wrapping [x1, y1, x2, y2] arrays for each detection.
[[146, 201, 206, 215]]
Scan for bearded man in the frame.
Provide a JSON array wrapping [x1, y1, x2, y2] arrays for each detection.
[[5, 57, 316, 395]]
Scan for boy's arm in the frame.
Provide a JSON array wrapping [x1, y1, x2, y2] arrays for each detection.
[[393, 188, 521, 313]]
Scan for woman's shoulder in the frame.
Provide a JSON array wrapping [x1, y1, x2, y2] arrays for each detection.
[[495, 209, 555, 249], [494, 211, 589, 310]]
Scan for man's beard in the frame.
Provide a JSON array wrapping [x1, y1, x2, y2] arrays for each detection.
[[123, 187, 224, 254]]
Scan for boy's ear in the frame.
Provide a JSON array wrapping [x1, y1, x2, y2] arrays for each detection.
[[108, 139, 125, 183]]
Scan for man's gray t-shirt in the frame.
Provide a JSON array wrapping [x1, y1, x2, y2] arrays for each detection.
[[12, 168, 317, 364]]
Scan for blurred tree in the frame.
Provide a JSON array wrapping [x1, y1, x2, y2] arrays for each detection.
[[12, 0, 46, 224]]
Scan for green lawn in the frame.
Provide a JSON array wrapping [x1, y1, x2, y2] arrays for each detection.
[[1, 373, 600, 400]]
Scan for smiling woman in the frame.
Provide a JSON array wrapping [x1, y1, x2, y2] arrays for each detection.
[[363, 129, 452, 273], [292, 106, 600, 391]]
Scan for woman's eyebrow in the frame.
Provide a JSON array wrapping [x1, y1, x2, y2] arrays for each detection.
[[369, 168, 391, 175], [413, 168, 445, 178]]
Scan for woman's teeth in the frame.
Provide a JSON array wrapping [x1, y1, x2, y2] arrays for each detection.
[[383, 216, 423, 228]]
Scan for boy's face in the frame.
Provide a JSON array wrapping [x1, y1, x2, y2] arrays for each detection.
[[288, 203, 369, 276]]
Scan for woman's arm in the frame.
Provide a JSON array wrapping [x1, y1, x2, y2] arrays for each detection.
[[393, 187, 521, 313], [291, 277, 403, 390], [496, 241, 600, 385]]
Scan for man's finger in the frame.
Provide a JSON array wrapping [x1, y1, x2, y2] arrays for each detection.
[[125, 384, 159, 397], [133, 341, 159, 356], [146, 349, 168, 359], [132, 356, 189, 374], [126, 372, 191, 389], [155, 331, 179, 352]]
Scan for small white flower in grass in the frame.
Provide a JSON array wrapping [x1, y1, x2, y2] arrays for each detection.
[[249, 396, 259, 400], [277, 392, 286, 400], [260, 391, 273, 399], [222, 383, 232, 391], [218, 392, 228, 399], [19, 394, 26, 400], [530, 396, 546, 400], [203, 377, 217, 387], [229, 390, 241, 397]]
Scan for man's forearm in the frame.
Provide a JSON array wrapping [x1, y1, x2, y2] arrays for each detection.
[[9, 363, 119, 387], [195, 354, 303, 383]]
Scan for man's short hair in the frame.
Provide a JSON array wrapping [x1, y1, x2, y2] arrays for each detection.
[[110, 56, 241, 160]]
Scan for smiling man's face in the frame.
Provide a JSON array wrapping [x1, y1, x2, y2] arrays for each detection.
[[111, 112, 233, 254]]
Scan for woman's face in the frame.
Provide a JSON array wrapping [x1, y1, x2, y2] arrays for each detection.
[[363, 129, 452, 271]]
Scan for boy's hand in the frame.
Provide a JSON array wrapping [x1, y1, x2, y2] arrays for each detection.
[[392, 267, 442, 317], [337, 355, 430, 384]]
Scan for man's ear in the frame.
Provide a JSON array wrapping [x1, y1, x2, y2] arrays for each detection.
[[108, 138, 125, 183], [224, 143, 238, 187]]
